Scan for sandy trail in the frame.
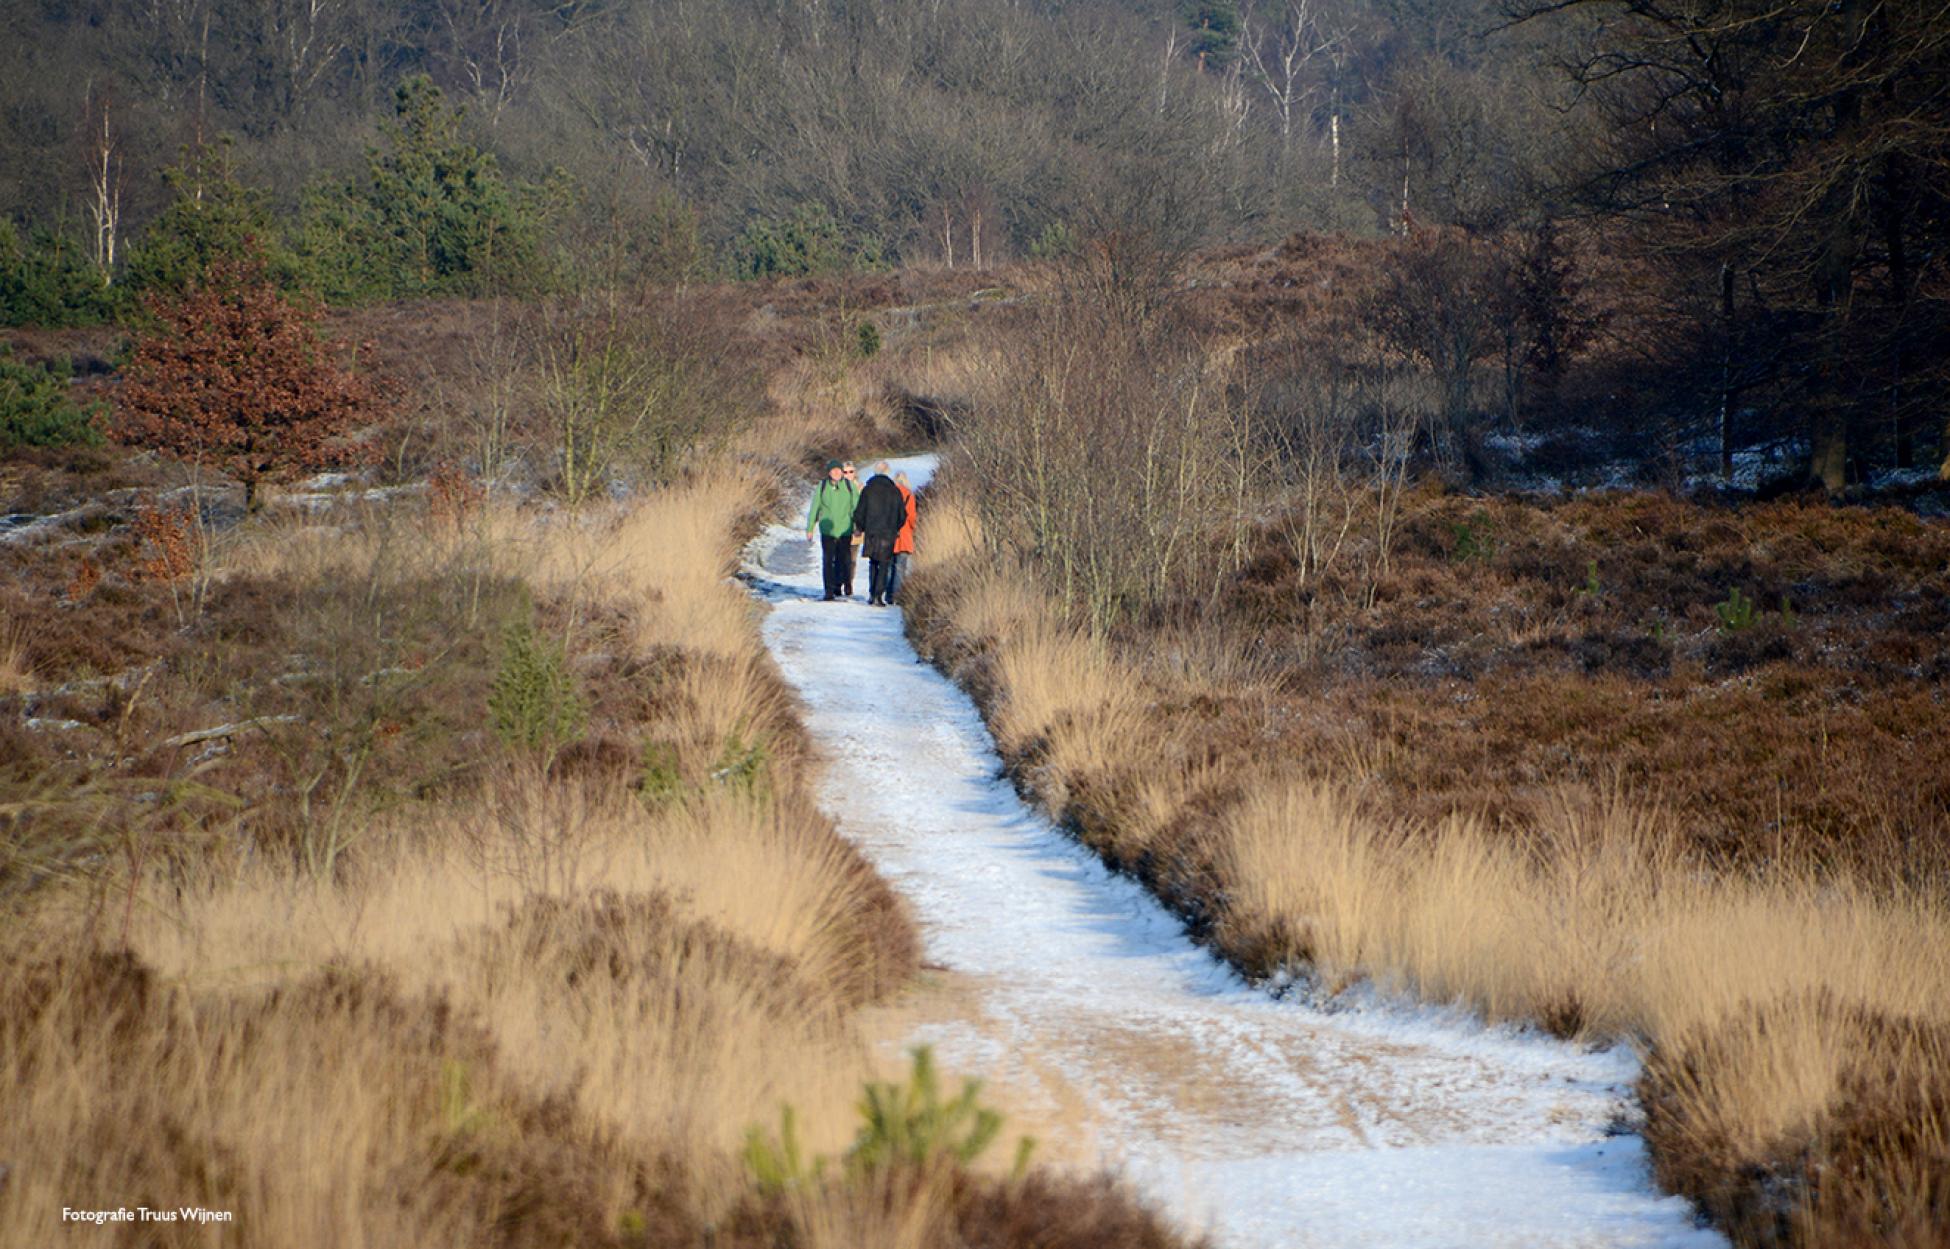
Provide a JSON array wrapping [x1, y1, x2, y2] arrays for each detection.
[[745, 456, 1723, 1249]]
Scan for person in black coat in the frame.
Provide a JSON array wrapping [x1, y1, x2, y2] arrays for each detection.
[[853, 462, 908, 607]]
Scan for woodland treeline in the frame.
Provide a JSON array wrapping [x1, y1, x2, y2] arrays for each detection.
[[2, 0, 1946, 488]]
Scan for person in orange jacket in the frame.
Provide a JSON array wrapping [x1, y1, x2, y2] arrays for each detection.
[[887, 470, 917, 604]]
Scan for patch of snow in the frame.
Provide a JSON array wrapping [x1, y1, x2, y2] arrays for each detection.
[[1681, 440, 1806, 493], [23, 717, 88, 732], [743, 454, 1724, 1249], [1866, 465, 1945, 491], [0, 504, 97, 547], [275, 483, 426, 512], [1483, 429, 1551, 457]]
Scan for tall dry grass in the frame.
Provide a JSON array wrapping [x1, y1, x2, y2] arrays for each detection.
[[1213, 778, 1950, 1033], [0, 612, 30, 695], [904, 494, 1950, 1248]]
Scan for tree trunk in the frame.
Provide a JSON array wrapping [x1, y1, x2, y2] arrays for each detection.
[[1809, 410, 1848, 493], [1805, 3, 1871, 495], [1806, 173, 1857, 495], [1882, 152, 1913, 469], [1719, 263, 1735, 479]]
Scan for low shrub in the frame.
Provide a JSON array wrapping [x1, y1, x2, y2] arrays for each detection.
[[488, 615, 586, 764], [0, 351, 102, 451], [0, 220, 118, 327]]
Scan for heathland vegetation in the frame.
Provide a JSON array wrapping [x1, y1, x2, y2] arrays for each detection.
[[3, 2, 1947, 1247], [1, 274, 1202, 1246]]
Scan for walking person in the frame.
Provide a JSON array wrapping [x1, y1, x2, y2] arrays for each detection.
[[853, 461, 907, 607], [839, 461, 861, 596], [805, 460, 858, 601], [887, 471, 917, 604]]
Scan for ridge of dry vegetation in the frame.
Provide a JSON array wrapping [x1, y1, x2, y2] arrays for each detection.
[[891, 250, 1950, 1248], [0, 287, 1196, 1249]]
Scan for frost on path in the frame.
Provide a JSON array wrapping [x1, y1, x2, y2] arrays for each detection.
[[745, 456, 1724, 1249]]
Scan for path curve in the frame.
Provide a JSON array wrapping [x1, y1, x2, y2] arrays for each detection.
[[745, 456, 1724, 1249]]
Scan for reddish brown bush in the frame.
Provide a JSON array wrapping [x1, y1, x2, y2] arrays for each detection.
[[128, 501, 196, 584], [117, 257, 383, 509], [427, 461, 483, 528], [64, 555, 100, 602]]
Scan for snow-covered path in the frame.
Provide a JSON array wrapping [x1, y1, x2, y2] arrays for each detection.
[[745, 456, 1723, 1249]]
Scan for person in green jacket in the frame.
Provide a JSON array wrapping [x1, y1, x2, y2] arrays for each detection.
[[805, 459, 859, 601]]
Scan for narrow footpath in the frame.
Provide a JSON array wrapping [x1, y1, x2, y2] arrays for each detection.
[[745, 455, 1726, 1249]]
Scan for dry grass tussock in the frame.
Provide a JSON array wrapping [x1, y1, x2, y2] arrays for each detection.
[[89, 775, 881, 1157], [904, 486, 1950, 1248], [0, 611, 30, 696], [1215, 778, 1950, 1032]]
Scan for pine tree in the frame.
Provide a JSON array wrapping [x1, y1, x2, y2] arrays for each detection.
[[1180, 1, 1243, 72], [296, 77, 553, 300], [123, 141, 295, 297]]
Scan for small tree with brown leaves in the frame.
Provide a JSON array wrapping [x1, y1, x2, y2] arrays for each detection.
[[117, 256, 381, 509]]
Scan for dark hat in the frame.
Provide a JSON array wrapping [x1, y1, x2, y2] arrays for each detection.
[[826, 459, 843, 470]]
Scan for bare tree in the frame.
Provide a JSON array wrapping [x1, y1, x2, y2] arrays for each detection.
[[531, 292, 730, 505], [434, 0, 532, 125], [1241, 0, 1340, 153], [261, 0, 356, 118], [954, 278, 1264, 631], [82, 88, 121, 279], [1267, 362, 1358, 589], [1363, 230, 1516, 461]]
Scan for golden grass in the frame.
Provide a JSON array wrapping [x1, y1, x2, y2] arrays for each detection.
[[3, 807, 880, 1243], [750, 355, 894, 464], [791, 1169, 955, 1249], [901, 338, 1004, 409], [1, 948, 533, 1249], [1213, 731, 1950, 1208], [596, 464, 770, 659], [910, 488, 984, 569], [216, 464, 770, 657], [0, 611, 30, 695], [1213, 778, 1950, 1029]]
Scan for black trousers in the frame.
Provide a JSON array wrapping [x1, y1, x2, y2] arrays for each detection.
[[868, 556, 894, 603], [841, 538, 858, 592], [820, 534, 853, 598]]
